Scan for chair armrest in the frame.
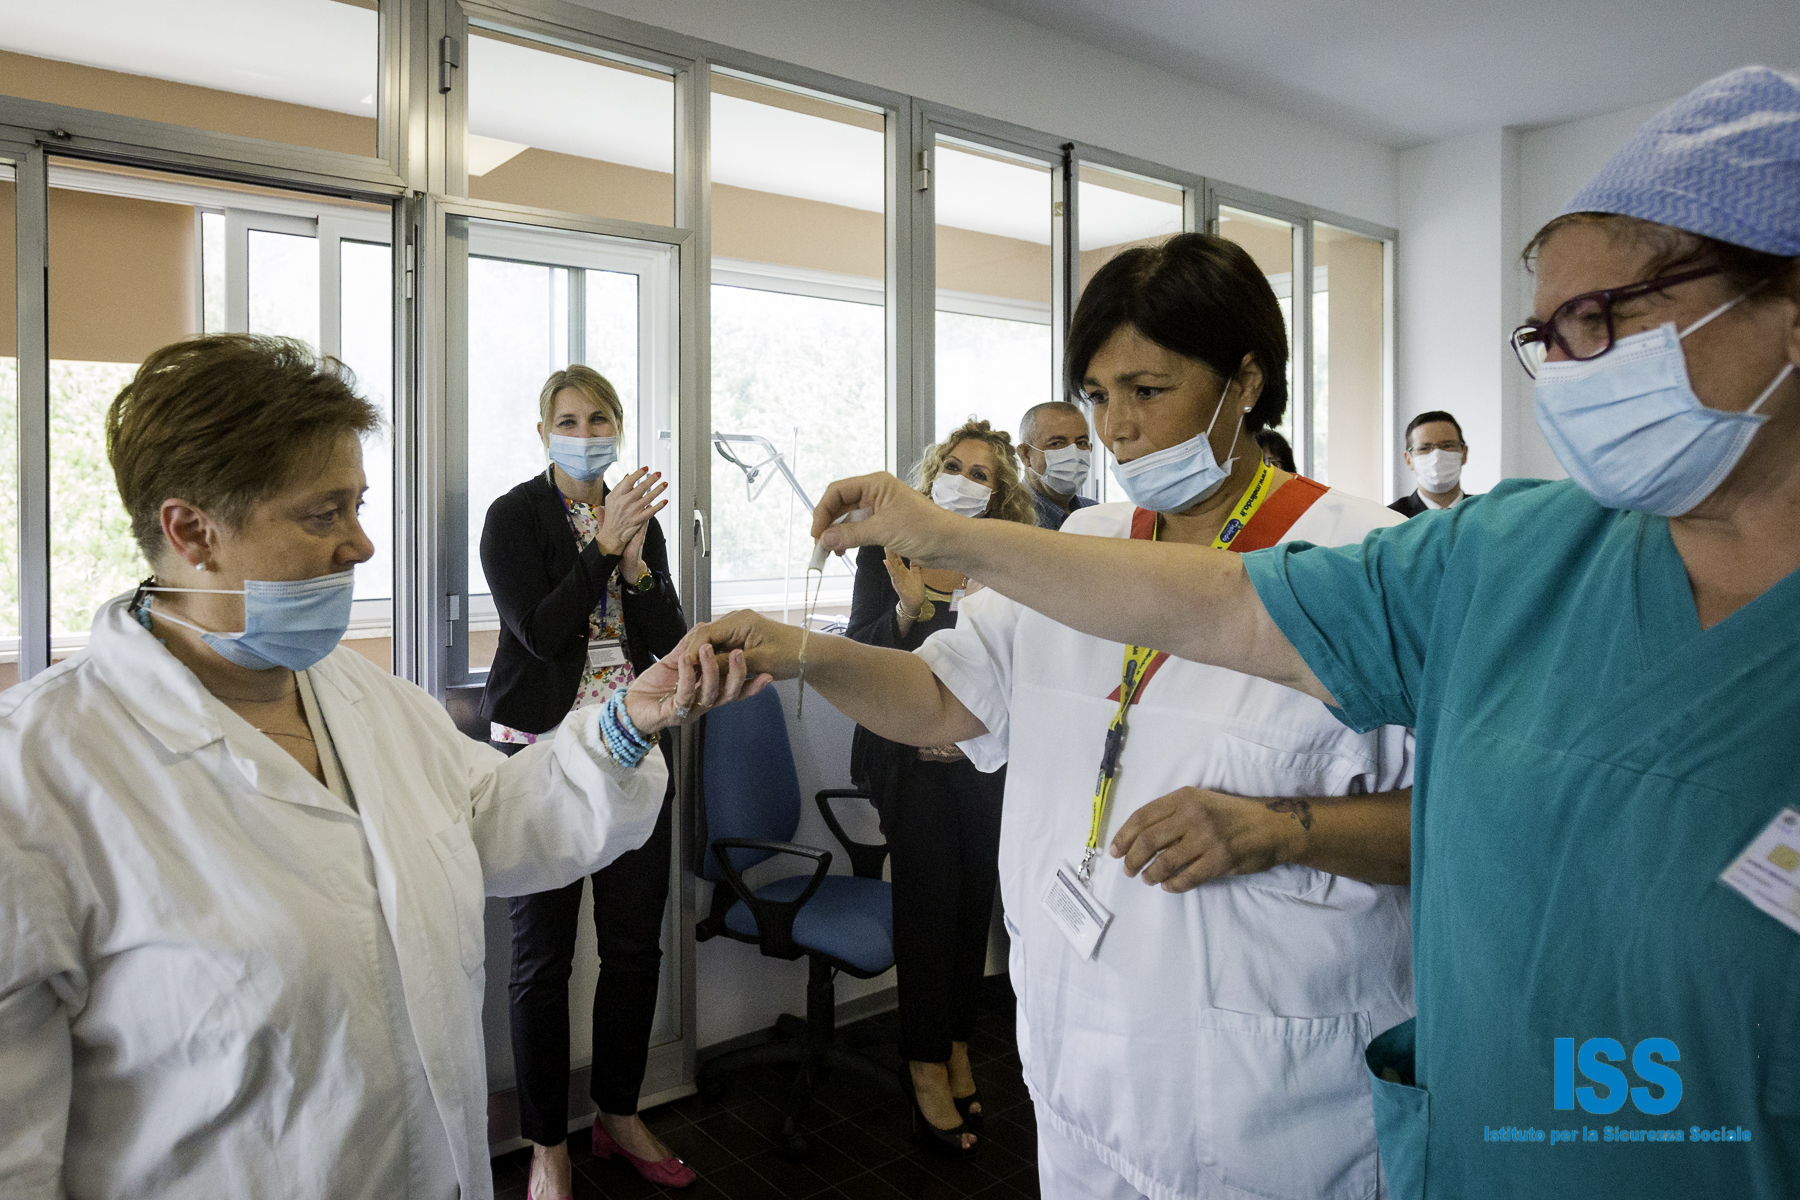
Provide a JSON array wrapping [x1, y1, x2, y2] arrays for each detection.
[[705, 838, 832, 961], [814, 789, 888, 880]]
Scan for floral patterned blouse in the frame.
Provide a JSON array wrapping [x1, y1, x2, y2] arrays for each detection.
[[489, 494, 634, 745]]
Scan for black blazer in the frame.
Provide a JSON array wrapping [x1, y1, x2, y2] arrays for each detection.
[[478, 472, 686, 735], [1389, 491, 1428, 518], [1390, 490, 1479, 518]]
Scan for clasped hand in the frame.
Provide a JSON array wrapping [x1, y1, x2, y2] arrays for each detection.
[[1108, 786, 1310, 893], [622, 636, 774, 736], [594, 467, 670, 564]]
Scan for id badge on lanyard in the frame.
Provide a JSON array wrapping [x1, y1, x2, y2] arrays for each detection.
[[1041, 463, 1278, 961]]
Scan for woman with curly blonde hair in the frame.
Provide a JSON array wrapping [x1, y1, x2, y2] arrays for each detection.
[[844, 417, 1033, 1158]]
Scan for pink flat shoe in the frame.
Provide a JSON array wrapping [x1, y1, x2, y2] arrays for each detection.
[[592, 1120, 697, 1188]]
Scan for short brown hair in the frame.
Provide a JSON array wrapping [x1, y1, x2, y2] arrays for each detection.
[[538, 364, 625, 436], [106, 334, 383, 561], [912, 418, 1037, 526]]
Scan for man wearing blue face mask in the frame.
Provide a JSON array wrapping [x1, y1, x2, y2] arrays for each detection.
[[775, 65, 1800, 1200], [1017, 401, 1098, 529]]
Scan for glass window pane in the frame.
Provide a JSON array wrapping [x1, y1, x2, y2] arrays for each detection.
[[47, 163, 394, 664], [248, 230, 321, 349], [1314, 224, 1386, 500], [1218, 206, 1298, 474], [341, 239, 393, 607], [467, 28, 673, 226], [1, 165, 16, 691], [0, 0, 379, 158], [934, 138, 1055, 451], [710, 70, 886, 623], [461, 220, 676, 675], [1077, 163, 1184, 291]]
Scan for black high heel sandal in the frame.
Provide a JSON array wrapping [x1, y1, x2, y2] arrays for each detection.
[[910, 1090, 979, 1160], [952, 1090, 985, 1134]]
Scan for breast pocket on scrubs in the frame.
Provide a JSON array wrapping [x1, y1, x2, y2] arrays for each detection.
[[1195, 1007, 1379, 1200], [430, 821, 488, 976]]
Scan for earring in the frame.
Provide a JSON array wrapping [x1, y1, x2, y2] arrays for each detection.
[[195, 561, 209, 573]]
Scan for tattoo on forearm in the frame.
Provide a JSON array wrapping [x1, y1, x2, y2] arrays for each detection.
[[1265, 797, 1313, 830]]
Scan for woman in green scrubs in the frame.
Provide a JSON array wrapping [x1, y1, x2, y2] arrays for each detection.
[[687, 65, 1800, 1198]]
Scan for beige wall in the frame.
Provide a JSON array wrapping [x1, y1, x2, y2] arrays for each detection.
[[49, 189, 199, 364], [1218, 214, 1293, 277], [0, 50, 377, 159], [470, 149, 674, 228], [1321, 230, 1385, 503]]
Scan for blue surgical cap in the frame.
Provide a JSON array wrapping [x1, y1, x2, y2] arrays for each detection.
[[1563, 65, 1800, 256]]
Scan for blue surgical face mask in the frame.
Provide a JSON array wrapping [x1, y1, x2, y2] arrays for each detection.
[[1028, 444, 1092, 496], [547, 433, 618, 482], [145, 572, 356, 671], [1534, 293, 1794, 516], [1110, 374, 1246, 513], [930, 470, 995, 517]]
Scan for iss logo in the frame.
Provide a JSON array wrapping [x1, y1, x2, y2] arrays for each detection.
[[1217, 518, 1244, 544], [1553, 1037, 1682, 1116]]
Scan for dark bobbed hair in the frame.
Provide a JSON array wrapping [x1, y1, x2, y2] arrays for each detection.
[[1404, 410, 1464, 446], [1065, 233, 1290, 434], [1253, 427, 1296, 473]]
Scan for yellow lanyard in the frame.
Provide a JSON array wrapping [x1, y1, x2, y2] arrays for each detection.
[[1080, 461, 1279, 882]]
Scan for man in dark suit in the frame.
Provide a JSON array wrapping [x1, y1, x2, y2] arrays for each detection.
[[1391, 410, 1474, 517]]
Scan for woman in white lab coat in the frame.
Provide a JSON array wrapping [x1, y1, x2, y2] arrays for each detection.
[[0, 334, 761, 1200], [687, 235, 1415, 1200]]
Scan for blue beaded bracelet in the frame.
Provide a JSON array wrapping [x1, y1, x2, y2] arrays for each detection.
[[598, 692, 653, 769]]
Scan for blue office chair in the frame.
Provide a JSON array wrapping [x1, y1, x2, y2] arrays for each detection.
[[694, 686, 902, 1159]]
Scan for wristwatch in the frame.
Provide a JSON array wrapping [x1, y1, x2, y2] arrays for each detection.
[[629, 564, 655, 592], [898, 598, 935, 623]]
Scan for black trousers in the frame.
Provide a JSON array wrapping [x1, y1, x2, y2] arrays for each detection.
[[496, 739, 675, 1145], [887, 756, 1006, 1064]]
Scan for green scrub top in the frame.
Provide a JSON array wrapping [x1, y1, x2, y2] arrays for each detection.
[[1243, 478, 1800, 1199]]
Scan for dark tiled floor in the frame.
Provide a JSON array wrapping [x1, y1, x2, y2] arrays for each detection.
[[493, 978, 1039, 1200]]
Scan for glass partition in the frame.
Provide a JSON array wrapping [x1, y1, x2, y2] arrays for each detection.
[[934, 136, 1055, 451], [1218, 205, 1301, 476], [45, 162, 395, 665], [0, 163, 16, 692], [0, 0, 381, 158], [456, 219, 676, 674], [1077, 163, 1184, 291], [466, 25, 674, 226], [1313, 223, 1386, 501], [709, 70, 886, 623]]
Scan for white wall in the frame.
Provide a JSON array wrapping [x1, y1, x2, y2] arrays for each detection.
[[1393, 128, 1518, 499], [575, 0, 1399, 227], [1392, 95, 1682, 495]]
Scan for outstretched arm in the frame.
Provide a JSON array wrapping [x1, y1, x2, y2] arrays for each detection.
[[681, 610, 988, 748], [809, 473, 1332, 704]]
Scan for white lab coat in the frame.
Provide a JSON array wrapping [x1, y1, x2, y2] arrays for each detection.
[[0, 596, 666, 1200], [917, 496, 1415, 1200]]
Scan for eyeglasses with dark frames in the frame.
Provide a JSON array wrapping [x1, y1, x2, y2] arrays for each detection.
[[1510, 266, 1721, 378]]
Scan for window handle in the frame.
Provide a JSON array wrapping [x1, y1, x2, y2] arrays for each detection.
[[693, 509, 709, 559]]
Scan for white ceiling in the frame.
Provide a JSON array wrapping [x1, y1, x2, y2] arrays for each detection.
[[965, 0, 1800, 147]]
